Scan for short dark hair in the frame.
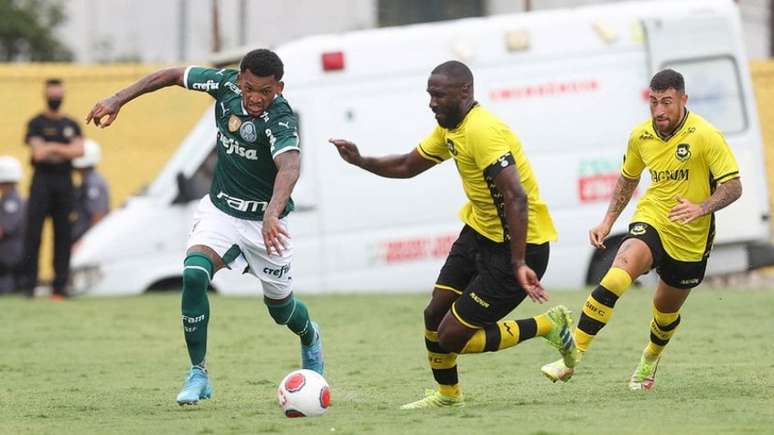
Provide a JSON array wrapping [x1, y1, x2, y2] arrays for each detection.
[[650, 69, 684, 93], [431, 60, 474, 87], [45, 78, 62, 86], [240, 49, 284, 80]]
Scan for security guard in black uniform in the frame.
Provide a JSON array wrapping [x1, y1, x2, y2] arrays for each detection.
[[20, 78, 84, 298]]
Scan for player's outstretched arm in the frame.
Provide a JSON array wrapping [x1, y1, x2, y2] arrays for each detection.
[[589, 175, 640, 249], [329, 138, 435, 179], [86, 67, 186, 128], [668, 178, 742, 224]]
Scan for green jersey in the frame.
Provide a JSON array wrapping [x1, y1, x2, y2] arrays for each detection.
[[184, 66, 300, 220]]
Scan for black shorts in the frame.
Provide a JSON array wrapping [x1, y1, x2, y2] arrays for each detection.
[[435, 225, 550, 327], [622, 221, 714, 289]]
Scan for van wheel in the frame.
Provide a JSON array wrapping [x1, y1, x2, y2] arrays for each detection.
[[585, 236, 625, 285], [145, 277, 217, 293], [146, 277, 183, 292]]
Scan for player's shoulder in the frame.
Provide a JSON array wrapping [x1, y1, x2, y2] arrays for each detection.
[[684, 111, 722, 138], [467, 104, 499, 125], [629, 118, 655, 142], [267, 95, 295, 119], [465, 104, 507, 136], [189, 65, 237, 76]]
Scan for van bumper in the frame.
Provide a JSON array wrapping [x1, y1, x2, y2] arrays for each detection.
[[707, 241, 774, 276], [746, 241, 774, 269]]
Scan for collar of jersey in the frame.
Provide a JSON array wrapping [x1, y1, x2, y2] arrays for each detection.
[[652, 109, 690, 141], [449, 102, 480, 132]]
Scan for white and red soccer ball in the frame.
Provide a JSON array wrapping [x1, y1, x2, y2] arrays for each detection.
[[277, 369, 331, 417]]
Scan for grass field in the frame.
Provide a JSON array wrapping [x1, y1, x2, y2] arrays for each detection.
[[2, 287, 773, 435]]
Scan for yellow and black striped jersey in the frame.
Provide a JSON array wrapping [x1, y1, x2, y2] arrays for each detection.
[[416, 104, 557, 244], [622, 111, 739, 261]]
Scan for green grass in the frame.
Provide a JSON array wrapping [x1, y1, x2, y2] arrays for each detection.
[[1, 287, 773, 435]]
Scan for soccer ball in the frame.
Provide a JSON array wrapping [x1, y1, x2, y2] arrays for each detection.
[[277, 369, 331, 417]]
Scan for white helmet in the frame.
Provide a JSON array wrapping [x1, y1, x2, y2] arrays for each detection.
[[0, 156, 22, 183], [73, 139, 102, 169]]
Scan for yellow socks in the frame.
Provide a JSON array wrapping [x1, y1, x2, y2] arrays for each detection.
[[575, 267, 632, 352]]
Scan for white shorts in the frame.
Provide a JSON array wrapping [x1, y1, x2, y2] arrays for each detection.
[[187, 195, 293, 299]]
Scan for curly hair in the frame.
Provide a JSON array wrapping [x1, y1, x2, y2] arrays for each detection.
[[240, 49, 284, 80]]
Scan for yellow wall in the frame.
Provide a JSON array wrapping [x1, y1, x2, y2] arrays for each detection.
[[0, 64, 212, 282]]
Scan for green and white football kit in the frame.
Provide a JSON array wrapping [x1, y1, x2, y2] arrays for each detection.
[[183, 66, 300, 299], [176, 65, 323, 405]]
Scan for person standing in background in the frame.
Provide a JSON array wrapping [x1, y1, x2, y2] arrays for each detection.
[[71, 139, 110, 243], [0, 157, 26, 295], [20, 78, 84, 299]]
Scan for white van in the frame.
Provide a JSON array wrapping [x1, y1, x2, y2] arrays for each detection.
[[70, 0, 774, 296]]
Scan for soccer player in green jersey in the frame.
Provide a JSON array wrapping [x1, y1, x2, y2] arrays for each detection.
[[541, 69, 743, 390], [331, 61, 576, 409], [86, 49, 324, 405]]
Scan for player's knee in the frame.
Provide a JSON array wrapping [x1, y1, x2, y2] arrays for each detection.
[[437, 325, 466, 353], [600, 267, 633, 296], [182, 254, 213, 293], [266, 298, 295, 325], [423, 303, 446, 330]]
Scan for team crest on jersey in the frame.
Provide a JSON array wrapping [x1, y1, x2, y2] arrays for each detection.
[[446, 139, 458, 156], [239, 121, 257, 142], [63, 126, 75, 138], [630, 223, 647, 236], [675, 143, 691, 162], [228, 115, 241, 132]]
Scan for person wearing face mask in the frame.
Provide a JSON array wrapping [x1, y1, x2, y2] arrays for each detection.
[[20, 78, 84, 300], [0, 157, 26, 295]]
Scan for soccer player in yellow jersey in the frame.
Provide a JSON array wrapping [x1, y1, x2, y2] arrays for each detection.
[[541, 69, 743, 390], [330, 61, 577, 409]]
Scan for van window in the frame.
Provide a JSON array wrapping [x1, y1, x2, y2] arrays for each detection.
[[662, 57, 747, 134], [173, 147, 217, 204], [378, 0, 483, 26]]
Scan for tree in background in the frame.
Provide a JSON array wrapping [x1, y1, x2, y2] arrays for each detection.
[[0, 0, 73, 62]]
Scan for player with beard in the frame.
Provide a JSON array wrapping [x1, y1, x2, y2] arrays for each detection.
[[330, 60, 577, 409], [541, 69, 742, 390]]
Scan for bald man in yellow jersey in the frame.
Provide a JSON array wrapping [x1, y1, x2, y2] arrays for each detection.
[[542, 69, 743, 390], [330, 60, 577, 409]]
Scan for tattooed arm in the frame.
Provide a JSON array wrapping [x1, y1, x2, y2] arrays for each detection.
[[702, 178, 742, 214], [589, 175, 640, 248], [669, 178, 742, 224]]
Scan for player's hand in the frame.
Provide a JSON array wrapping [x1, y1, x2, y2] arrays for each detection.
[[516, 264, 549, 303], [262, 215, 290, 256], [329, 138, 363, 166], [669, 196, 704, 224], [86, 95, 122, 128], [589, 222, 612, 249]]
